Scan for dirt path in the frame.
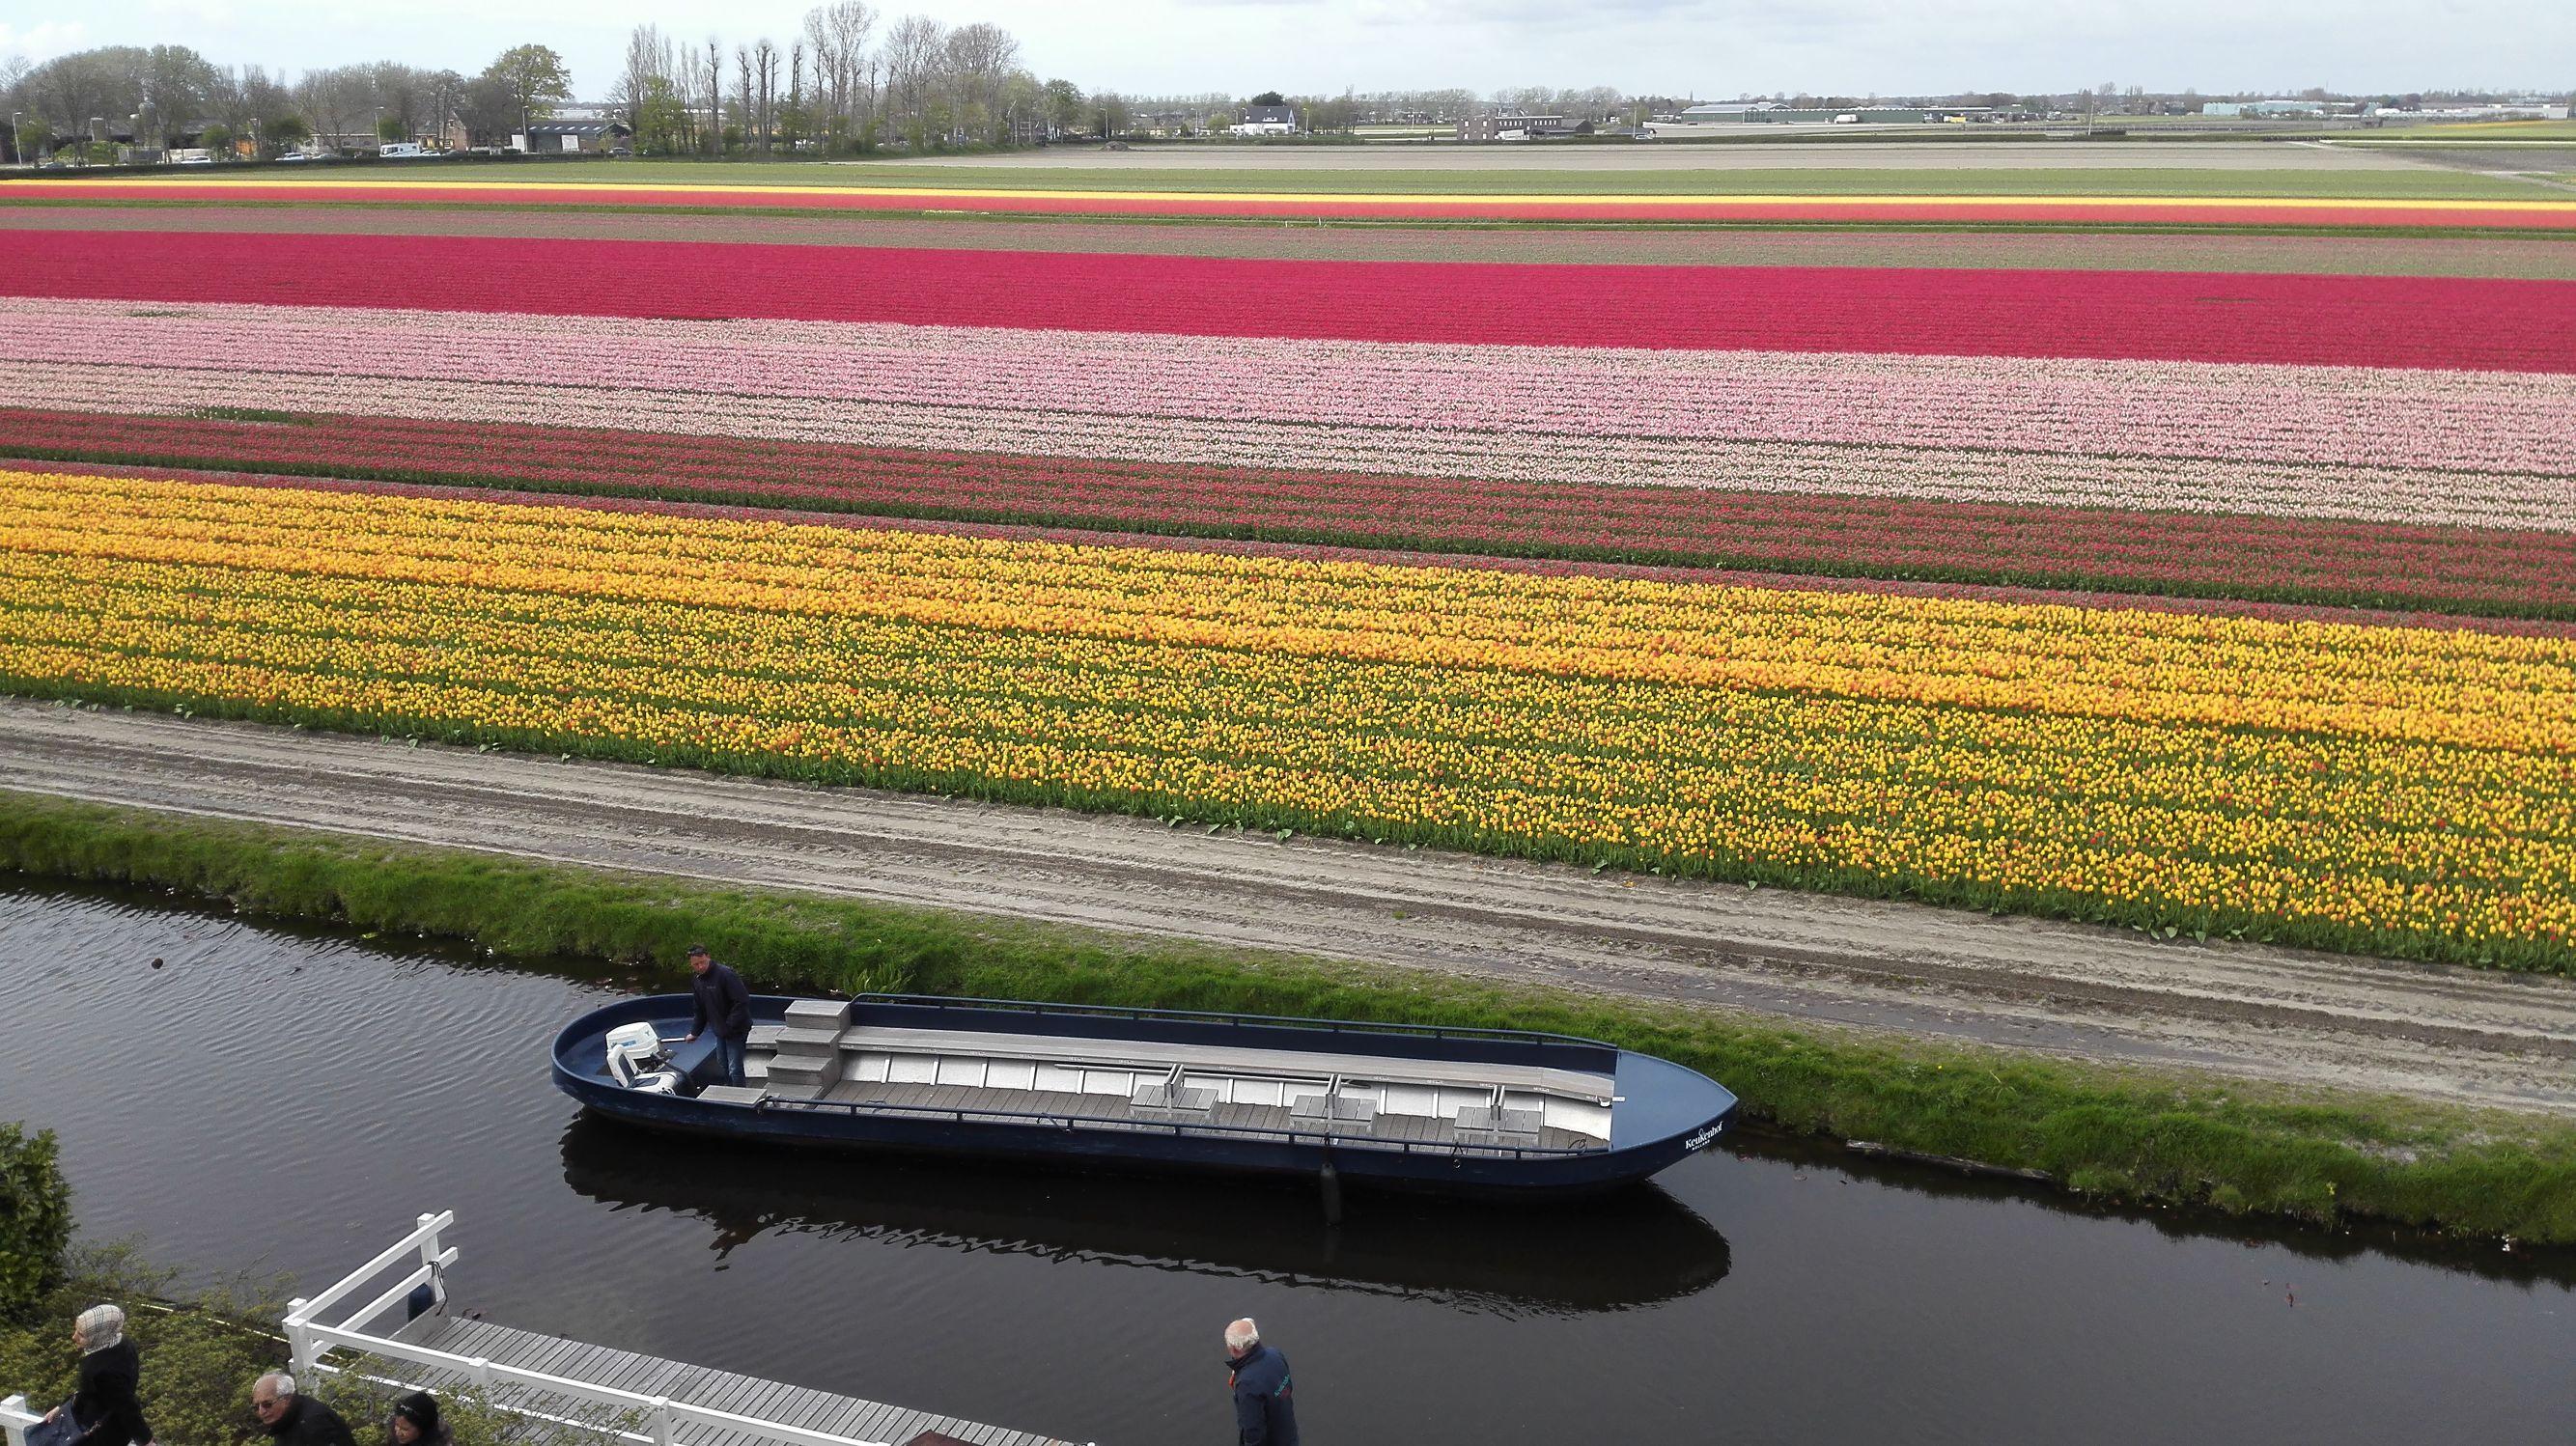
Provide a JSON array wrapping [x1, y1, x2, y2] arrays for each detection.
[[5, 697, 2571, 1116]]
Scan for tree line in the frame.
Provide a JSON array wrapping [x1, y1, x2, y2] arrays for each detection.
[[610, 7, 1077, 154], [2, 42, 577, 159]]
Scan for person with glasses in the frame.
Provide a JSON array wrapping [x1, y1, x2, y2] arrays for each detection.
[[248, 1373, 355, 1446]]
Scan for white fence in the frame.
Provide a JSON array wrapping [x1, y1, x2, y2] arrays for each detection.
[[6, 1212, 904, 1446]]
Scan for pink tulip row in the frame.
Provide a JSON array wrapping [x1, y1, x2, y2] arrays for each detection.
[[14, 357, 2572, 535], [6, 298, 2573, 478]]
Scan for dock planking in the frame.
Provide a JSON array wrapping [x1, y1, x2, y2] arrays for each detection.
[[381, 1314, 1071, 1446]]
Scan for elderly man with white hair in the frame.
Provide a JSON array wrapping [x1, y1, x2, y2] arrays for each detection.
[[35, 1304, 153, 1446], [248, 1371, 356, 1446], [1221, 1318, 1299, 1446]]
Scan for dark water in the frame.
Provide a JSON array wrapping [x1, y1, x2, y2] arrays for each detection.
[[2, 883, 2570, 1445]]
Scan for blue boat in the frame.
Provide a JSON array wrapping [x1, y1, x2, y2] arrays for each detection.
[[551, 993, 1739, 1197]]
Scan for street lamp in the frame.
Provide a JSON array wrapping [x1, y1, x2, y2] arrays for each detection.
[[8, 112, 18, 167]]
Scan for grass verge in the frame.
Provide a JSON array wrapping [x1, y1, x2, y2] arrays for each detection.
[[2, 790, 2570, 1245]]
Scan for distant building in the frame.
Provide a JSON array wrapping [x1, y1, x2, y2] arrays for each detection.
[[1640, 102, 1982, 136], [2202, 99, 2326, 118], [1228, 104, 1299, 136], [515, 121, 633, 153], [1455, 114, 1595, 141]]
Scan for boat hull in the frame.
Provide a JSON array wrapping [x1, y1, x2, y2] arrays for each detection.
[[552, 995, 1736, 1199]]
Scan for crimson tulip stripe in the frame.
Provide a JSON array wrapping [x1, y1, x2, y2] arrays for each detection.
[[7, 230, 2576, 370], [9, 406, 2572, 621]]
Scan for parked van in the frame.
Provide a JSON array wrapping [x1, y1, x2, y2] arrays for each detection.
[[1833, 113, 1860, 125], [379, 142, 430, 158]]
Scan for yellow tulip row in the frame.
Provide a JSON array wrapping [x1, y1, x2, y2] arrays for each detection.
[[1, 468, 2569, 963]]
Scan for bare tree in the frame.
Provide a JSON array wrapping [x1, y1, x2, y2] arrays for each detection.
[[882, 13, 946, 144], [801, 0, 877, 149], [942, 21, 1017, 142], [753, 37, 780, 151], [704, 38, 724, 154]]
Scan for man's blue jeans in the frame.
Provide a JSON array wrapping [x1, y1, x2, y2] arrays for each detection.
[[715, 1034, 747, 1088]]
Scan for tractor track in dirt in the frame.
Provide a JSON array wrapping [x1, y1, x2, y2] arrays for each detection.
[[4, 697, 2571, 1116]]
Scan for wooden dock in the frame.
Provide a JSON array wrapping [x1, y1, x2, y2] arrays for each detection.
[[269, 1213, 1078, 1446], [385, 1313, 1071, 1446]]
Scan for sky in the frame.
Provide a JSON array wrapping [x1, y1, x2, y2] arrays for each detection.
[[3, 0, 2568, 102]]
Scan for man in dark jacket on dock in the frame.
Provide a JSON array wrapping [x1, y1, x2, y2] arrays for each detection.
[[681, 944, 752, 1087], [1223, 1319, 1298, 1446], [251, 1373, 354, 1446]]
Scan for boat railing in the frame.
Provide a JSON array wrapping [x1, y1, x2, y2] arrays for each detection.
[[854, 993, 1617, 1063], [761, 1092, 1600, 1159]]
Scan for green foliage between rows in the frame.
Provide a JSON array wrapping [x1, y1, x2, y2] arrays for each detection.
[[2, 791, 2571, 1244]]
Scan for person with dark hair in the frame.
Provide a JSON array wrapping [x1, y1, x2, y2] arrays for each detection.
[[387, 1391, 452, 1446], [37, 1305, 154, 1446], [680, 944, 752, 1087]]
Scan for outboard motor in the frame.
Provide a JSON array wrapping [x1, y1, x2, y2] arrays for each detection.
[[604, 1021, 688, 1095]]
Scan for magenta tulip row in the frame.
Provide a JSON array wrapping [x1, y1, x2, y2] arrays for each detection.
[[5, 298, 2573, 478]]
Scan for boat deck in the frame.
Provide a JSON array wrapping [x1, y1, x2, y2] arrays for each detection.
[[803, 1077, 1602, 1155], [387, 1313, 1068, 1446]]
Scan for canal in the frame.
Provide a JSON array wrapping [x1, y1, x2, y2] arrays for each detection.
[[1, 883, 2569, 1444]]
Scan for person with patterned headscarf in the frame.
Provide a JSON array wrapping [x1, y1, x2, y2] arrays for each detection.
[[39, 1304, 154, 1446]]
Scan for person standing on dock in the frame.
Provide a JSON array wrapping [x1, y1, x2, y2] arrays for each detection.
[[249, 1373, 354, 1446], [681, 944, 752, 1088], [1222, 1319, 1298, 1446]]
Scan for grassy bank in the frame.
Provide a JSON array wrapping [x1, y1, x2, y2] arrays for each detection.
[[3, 791, 2571, 1244]]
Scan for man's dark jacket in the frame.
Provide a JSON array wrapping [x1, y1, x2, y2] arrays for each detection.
[[1227, 1343, 1299, 1446], [70, 1340, 152, 1446], [265, 1394, 357, 1446], [690, 961, 753, 1041]]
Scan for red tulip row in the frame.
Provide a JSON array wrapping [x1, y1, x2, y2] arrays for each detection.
[[9, 229, 2576, 370], [11, 405, 2569, 620]]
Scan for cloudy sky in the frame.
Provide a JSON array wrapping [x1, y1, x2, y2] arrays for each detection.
[[4, 0, 2565, 101]]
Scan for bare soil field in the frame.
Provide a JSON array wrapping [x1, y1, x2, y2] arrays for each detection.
[[882, 141, 2438, 171], [5, 699, 2569, 1117], [9, 206, 2572, 277]]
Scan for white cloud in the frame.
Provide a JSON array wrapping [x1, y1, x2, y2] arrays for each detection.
[[0, 21, 92, 65]]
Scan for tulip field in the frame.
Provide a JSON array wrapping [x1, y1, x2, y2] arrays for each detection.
[[1, 181, 2572, 972]]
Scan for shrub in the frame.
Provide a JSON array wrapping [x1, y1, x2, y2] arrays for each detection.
[[0, 1125, 71, 1322]]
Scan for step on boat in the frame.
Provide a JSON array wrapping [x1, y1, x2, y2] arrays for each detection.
[[551, 993, 1739, 1197]]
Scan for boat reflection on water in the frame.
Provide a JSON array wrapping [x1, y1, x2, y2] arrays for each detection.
[[559, 1113, 1730, 1319]]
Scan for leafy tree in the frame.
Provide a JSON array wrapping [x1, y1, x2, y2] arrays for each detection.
[[263, 113, 312, 155], [632, 75, 690, 155], [455, 74, 519, 147], [481, 43, 573, 141], [1042, 78, 1083, 134], [1247, 90, 1285, 107], [8, 113, 48, 165], [0, 1124, 71, 1322], [377, 114, 406, 143], [197, 122, 234, 156]]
